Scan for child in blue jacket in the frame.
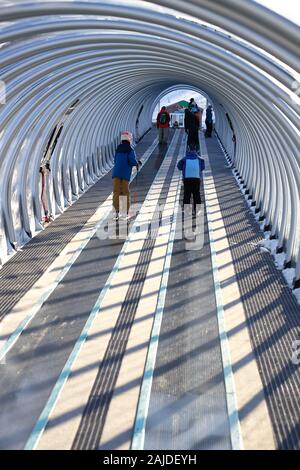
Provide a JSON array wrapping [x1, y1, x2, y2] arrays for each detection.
[[177, 144, 205, 213], [112, 131, 139, 219]]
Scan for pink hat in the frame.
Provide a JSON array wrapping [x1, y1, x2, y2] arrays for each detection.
[[121, 131, 133, 143]]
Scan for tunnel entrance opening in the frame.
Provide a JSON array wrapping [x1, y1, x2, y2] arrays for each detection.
[[152, 88, 207, 129]]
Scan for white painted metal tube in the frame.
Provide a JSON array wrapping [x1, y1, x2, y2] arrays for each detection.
[[0, 0, 299, 285]]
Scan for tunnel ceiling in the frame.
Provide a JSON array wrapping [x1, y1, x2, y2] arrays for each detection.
[[0, 0, 299, 279]]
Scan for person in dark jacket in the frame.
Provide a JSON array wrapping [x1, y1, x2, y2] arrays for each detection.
[[112, 131, 139, 219], [205, 105, 213, 137], [177, 144, 205, 213], [184, 109, 200, 151], [156, 106, 170, 144], [188, 98, 200, 114]]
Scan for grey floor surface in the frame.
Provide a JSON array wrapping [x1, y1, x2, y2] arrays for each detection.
[[0, 129, 171, 449], [207, 135, 300, 450], [1, 131, 299, 450], [144, 184, 232, 450]]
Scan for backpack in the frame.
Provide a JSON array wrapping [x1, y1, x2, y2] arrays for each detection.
[[188, 104, 199, 113], [159, 112, 168, 125], [185, 158, 200, 179]]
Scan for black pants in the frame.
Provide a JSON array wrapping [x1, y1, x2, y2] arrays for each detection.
[[183, 178, 201, 211], [205, 121, 213, 137], [187, 129, 199, 150]]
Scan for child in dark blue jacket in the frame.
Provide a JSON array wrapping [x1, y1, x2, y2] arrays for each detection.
[[177, 144, 205, 213], [112, 131, 139, 219]]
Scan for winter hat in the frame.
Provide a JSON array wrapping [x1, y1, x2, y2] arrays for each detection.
[[121, 131, 133, 143]]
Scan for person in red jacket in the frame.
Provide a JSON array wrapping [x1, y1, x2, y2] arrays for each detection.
[[156, 106, 170, 145]]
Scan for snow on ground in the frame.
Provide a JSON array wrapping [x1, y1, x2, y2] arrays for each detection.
[[293, 288, 300, 306], [283, 268, 295, 288], [274, 252, 286, 270]]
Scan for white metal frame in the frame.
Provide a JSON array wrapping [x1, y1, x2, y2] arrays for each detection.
[[0, 0, 299, 285]]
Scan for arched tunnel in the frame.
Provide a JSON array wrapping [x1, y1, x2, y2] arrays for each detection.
[[0, 0, 300, 452]]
